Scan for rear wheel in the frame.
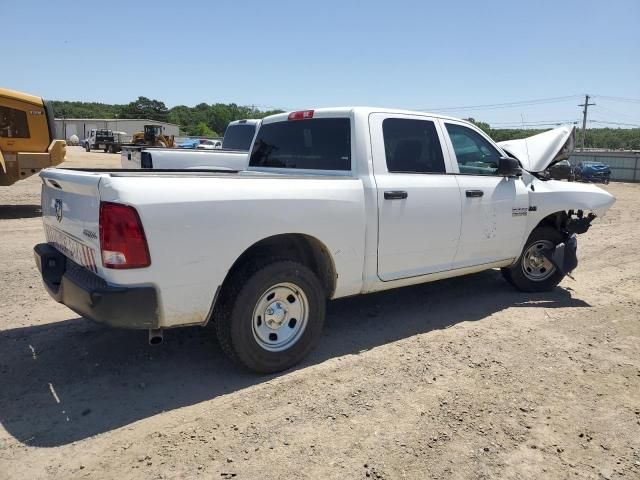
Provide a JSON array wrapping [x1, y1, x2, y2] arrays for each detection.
[[215, 260, 326, 373], [501, 226, 565, 292]]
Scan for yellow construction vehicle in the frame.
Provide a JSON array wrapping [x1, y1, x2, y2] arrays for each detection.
[[131, 124, 175, 148], [0, 87, 66, 186]]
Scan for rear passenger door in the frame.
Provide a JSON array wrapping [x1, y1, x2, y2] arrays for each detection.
[[370, 113, 462, 281]]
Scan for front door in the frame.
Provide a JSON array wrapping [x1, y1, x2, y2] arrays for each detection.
[[441, 121, 529, 268], [370, 113, 462, 281]]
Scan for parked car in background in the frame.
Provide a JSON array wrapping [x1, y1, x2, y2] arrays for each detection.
[[548, 159, 572, 180], [197, 139, 222, 150], [573, 161, 611, 184], [177, 138, 201, 149], [84, 129, 123, 153]]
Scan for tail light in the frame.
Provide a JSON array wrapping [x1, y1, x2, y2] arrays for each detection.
[[288, 110, 314, 121], [99, 202, 151, 269]]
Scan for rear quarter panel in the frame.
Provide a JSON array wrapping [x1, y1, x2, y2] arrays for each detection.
[[98, 175, 366, 328]]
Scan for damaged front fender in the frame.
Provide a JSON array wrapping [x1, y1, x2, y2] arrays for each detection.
[[527, 179, 616, 225]]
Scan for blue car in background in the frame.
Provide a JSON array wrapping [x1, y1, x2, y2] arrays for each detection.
[[177, 138, 201, 149], [573, 161, 611, 184]]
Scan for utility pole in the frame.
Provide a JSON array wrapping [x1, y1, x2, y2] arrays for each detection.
[[579, 94, 595, 151]]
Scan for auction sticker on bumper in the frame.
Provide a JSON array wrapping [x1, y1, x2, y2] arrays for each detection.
[[45, 224, 98, 272]]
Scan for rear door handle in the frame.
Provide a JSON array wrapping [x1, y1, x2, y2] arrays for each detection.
[[384, 191, 408, 200], [465, 190, 484, 198]]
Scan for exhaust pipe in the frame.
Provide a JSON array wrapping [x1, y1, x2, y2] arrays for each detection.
[[148, 328, 163, 346]]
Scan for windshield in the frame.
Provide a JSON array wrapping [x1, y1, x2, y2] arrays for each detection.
[[221, 124, 256, 151]]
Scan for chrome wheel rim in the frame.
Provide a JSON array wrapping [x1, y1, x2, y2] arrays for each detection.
[[252, 282, 309, 352], [522, 240, 556, 281]]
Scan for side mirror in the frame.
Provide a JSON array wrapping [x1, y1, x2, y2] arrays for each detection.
[[496, 156, 522, 177]]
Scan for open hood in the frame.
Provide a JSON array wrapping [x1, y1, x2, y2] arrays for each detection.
[[497, 125, 576, 173]]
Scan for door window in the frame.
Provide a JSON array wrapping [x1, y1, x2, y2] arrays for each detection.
[[445, 123, 501, 175], [0, 106, 30, 138], [382, 118, 445, 173]]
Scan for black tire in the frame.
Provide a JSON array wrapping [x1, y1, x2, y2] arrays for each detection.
[[501, 226, 566, 292], [215, 259, 326, 373], [86, 145, 90, 152]]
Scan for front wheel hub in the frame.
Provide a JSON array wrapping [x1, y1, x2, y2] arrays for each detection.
[[522, 240, 556, 281]]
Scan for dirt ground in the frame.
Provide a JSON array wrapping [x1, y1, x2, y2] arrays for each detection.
[[0, 147, 639, 479]]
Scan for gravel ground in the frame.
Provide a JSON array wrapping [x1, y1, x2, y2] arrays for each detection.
[[0, 147, 639, 479]]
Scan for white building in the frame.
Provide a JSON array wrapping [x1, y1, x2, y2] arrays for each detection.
[[54, 118, 180, 142]]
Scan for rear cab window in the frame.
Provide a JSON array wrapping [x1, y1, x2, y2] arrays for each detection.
[[249, 118, 351, 172], [222, 123, 256, 151]]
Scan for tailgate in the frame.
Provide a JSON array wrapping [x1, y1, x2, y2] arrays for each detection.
[[120, 146, 142, 169], [40, 169, 102, 273]]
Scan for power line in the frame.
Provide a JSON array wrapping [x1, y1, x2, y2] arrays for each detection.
[[592, 104, 640, 123], [488, 119, 578, 125], [592, 94, 640, 104], [418, 95, 582, 112], [590, 119, 640, 128]]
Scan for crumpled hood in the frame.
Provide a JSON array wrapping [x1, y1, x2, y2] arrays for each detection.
[[498, 125, 576, 173]]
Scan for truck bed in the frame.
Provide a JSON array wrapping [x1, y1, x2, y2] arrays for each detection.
[[38, 167, 367, 328]]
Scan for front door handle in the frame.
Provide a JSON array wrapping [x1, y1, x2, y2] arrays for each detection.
[[465, 190, 484, 198], [384, 191, 408, 200]]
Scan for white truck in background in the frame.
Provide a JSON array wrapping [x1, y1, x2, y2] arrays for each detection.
[[35, 107, 615, 373], [120, 119, 259, 170]]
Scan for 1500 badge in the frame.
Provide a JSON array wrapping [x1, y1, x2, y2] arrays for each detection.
[[512, 207, 528, 217]]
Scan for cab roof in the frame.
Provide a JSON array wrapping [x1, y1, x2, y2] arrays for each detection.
[[0, 87, 44, 107], [261, 106, 472, 125]]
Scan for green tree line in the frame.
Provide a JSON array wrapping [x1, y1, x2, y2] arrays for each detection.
[[51, 96, 283, 137], [51, 97, 639, 148], [465, 118, 640, 150]]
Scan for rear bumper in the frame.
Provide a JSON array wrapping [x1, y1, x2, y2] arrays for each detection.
[[34, 243, 159, 329]]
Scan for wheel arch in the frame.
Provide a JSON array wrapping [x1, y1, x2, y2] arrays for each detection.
[[534, 211, 570, 233], [217, 233, 338, 303]]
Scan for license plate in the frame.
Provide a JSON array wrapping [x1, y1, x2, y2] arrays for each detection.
[[45, 224, 98, 272]]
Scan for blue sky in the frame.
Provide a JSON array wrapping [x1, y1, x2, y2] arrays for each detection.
[[2, 0, 639, 127]]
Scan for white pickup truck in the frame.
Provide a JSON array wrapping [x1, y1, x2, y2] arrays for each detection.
[[34, 107, 615, 372], [120, 119, 259, 170]]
